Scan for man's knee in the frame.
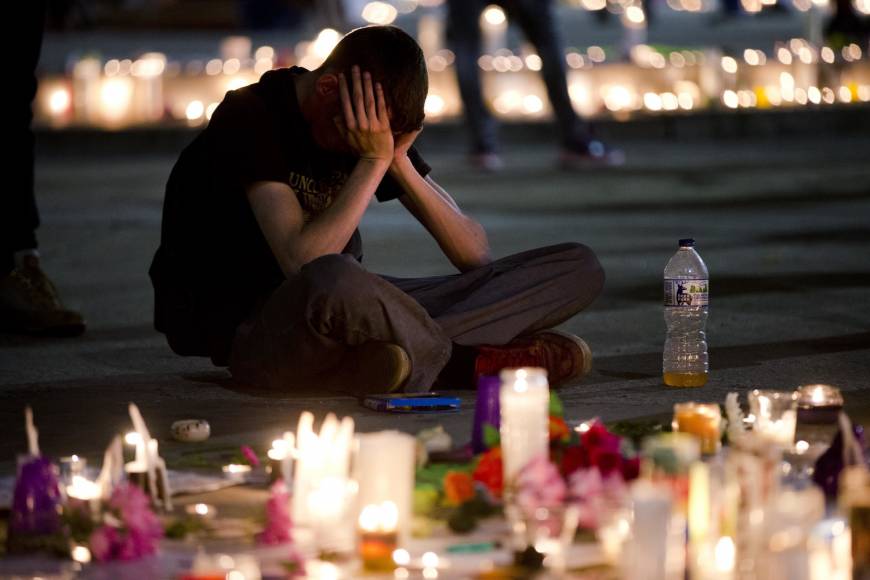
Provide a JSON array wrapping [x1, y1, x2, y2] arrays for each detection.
[[300, 253, 372, 306], [558, 242, 605, 295]]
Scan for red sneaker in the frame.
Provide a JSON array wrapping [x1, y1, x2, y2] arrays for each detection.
[[472, 330, 593, 388]]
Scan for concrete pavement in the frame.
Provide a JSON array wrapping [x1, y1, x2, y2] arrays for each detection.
[[1, 128, 869, 471]]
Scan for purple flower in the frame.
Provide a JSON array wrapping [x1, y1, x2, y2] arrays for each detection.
[[9, 456, 63, 536]]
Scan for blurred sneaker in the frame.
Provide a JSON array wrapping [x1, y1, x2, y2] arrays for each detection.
[[0, 255, 86, 336], [340, 341, 411, 394], [560, 140, 625, 170], [469, 151, 505, 172], [472, 330, 593, 388]]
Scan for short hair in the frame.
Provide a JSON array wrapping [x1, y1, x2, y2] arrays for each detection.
[[320, 26, 428, 134]]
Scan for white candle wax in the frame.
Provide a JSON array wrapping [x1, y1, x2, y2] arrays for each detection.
[[355, 431, 415, 542], [499, 368, 550, 485], [292, 412, 355, 529]]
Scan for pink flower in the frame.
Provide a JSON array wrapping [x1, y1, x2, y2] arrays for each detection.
[[241, 445, 261, 467], [89, 525, 118, 562], [567, 468, 628, 529], [516, 455, 567, 512], [89, 483, 163, 562], [257, 480, 293, 545]]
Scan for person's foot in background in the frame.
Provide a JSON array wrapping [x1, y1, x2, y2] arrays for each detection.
[[0, 252, 86, 337], [469, 150, 505, 173], [560, 139, 626, 170]]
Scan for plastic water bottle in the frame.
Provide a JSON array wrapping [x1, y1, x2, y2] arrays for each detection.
[[663, 239, 709, 387]]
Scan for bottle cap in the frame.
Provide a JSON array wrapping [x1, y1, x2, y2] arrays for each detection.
[[678, 238, 695, 247]]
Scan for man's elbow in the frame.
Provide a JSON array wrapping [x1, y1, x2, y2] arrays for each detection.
[[456, 246, 492, 272]]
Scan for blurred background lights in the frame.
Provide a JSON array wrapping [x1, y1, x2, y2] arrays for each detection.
[[361, 2, 398, 25]]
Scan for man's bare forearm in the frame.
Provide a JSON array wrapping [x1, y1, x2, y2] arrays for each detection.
[[290, 158, 389, 268], [390, 156, 491, 271]]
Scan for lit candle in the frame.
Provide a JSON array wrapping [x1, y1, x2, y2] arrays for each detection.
[[66, 474, 102, 515], [354, 431, 415, 542], [60, 454, 87, 485], [621, 481, 675, 580], [125, 403, 172, 510], [673, 402, 723, 455], [358, 501, 399, 572], [499, 368, 550, 490], [185, 502, 217, 520], [797, 384, 843, 424], [292, 412, 354, 528], [749, 390, 798, 447], [267, 432, 294, 486], [688, 462, 711, 545], [222, 463, 252, 476]]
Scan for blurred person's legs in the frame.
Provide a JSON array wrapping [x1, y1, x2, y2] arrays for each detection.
[[446, 0, 503, 171], [0, 0, 85, 336], [505, 0, 625, 168]]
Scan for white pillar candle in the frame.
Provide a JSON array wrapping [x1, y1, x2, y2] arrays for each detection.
[[292, 412, 355, 528], [499, 368, 550, 487], [354, 431, 415, 543], [622, 481, 675, 580]]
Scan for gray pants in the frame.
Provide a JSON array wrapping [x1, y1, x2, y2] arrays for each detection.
[[229, 243, 604, 393]]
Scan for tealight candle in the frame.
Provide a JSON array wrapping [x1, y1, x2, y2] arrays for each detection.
[[267, 432, 294, 486], [185, 502, 217, 520], [222, 463, 252, 476], [358, 501, 399, 572], [749, 390, 798, 447], [60, 455, 87, 485], [673, 402, 722, 455], [66, 474, 102, 515], [797, 384, 843, 424]]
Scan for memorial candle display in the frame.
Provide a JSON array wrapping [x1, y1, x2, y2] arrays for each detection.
[[499, 368, 550, 488]]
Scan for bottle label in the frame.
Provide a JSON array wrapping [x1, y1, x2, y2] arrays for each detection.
[[664, 278, 709, 307]]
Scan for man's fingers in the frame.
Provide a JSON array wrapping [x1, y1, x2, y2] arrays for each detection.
[[363, 72, 377, 127], [376, 83, 390, 129], [352, 66, 368, 130], [338, 73, 356, 130]]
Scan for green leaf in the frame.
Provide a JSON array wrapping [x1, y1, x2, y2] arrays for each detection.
[[549, 392, 564, 418], [482, 423, 500, 449]]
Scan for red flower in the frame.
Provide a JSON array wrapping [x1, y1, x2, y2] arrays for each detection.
[[558, 445, 590, 477], [548, 417, 571, 443], [621, 457, 641, 481], [581, 423, 621, 454], [589, 448, 622, 476], [473, 448, 503, 499]]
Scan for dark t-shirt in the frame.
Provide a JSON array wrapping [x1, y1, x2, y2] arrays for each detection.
[[149, 67, 431, 364]]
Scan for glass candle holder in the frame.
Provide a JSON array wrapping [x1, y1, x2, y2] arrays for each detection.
[[471, 375, 501, 454], [642, 433, 700, 511], [749, 390, 798, 447], [796, 384, 843, 424], [357, 501, 399, 572], [672, 402, 723, 455]]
